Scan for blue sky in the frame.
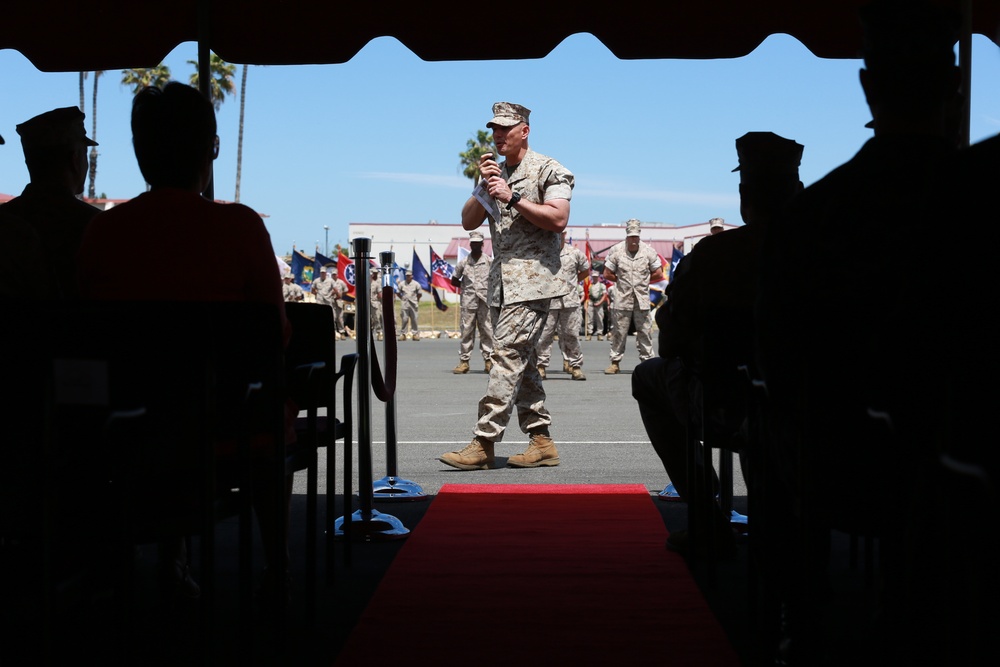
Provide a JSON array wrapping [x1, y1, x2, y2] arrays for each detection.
[[2, 32, 999, 256]]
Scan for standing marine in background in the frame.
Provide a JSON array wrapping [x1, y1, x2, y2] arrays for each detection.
[[451, 229, 494, 373]]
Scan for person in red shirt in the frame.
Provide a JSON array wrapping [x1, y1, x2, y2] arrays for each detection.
[[78, 82, 292, 606]]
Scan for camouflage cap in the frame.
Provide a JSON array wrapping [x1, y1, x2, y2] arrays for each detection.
[[709, 217, 725, 229], [731, 132, 803, 177], [16, 107, 97, 149], [319, 266, 328, 273], [469, 230, 484, 242], [487, 102, 531, 129], [625, 219, 642, 237]]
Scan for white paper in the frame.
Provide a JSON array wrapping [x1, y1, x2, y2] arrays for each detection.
[[472, 180, 501, 222]]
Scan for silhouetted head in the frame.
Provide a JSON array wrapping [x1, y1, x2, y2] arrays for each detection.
[[732, 132, 804, 225], [858, 0, 961, 134], [131, 82, 217, 191], [16, 107, 96, 194]]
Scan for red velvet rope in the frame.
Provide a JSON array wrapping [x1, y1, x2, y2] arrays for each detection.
[[370, 284, 397, 401]]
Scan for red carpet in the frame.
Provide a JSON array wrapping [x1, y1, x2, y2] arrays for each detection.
[[334, 484, 741, 666]]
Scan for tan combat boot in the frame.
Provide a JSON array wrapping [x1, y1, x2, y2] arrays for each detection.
[[399, 334, 407, 342], [508, 433, 560, 468], [571, 367, 586, 381], [453, 360, 470, 374], [604, 361, 620, 374], [438, 437, 495, 470], [537, 365, 547, 380], [563, 360, 571, 373], [484, 359, 493, 373], [586, 334, 592, 341], [597, 334, 604, 341]]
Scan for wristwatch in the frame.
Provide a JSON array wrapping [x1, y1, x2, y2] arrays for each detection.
[[506, 191, 522, 210]]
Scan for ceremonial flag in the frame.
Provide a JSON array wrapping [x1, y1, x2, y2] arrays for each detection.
[[429, 246, 457, 293], [457, 245, 470, 266], [411, 249, 448, 312], [290, 249, 315, 288], [669, 241, 685, 281], [315, 251, 336, 271], [390, 262, 406, 293], [337, 251, 356, 299], [649, 252, 669, 304], [583, 238, 593, 301]]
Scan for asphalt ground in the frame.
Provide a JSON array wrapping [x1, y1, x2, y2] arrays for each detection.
[[297, 330, 749, 501]]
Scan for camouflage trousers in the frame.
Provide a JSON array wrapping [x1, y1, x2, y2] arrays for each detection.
[[536, 306, 583, 369], [609, 306, 654, 363], [399, 303, 419, 335], [474, 300, 551, 443], [458, 301, 494, 362], [370, 303, 383, 336], [331, 301, 347, 335], [587, 302, 605, 335]]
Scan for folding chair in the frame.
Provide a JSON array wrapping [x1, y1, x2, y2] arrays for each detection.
[[284, 302, 357, 625]]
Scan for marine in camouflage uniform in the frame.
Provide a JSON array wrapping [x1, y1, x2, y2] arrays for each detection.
[[439, 102, 573, 471], [311, 269, 335, 306], [536, 231, 588, 380], [331, 275, 349, 338], [398, 271, 422, 340], [282, 274, 304, 302], [369, 268, 384, 340], [451, 230, 493, 373], [603, 219, 664, 374], [586, 274, 607, 340]]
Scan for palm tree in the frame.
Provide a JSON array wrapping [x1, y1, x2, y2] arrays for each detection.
[[188, 53, 236, 112], [234, 63, 249, 203], [120, 64, 172, 95], [87, 71, 104, 200], [459, 130, 495, 183]]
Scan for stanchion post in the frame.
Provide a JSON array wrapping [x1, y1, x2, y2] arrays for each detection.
[[334, 238, 408, 540], [373, 250, 427, 502]]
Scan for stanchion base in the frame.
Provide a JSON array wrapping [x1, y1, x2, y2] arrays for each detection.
[[334, 509, 409, 541], [371, 476, 429, 502]]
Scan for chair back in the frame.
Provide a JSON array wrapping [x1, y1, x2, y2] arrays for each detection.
[[284, 302, 336, 408], [25, 300, 283, 532]]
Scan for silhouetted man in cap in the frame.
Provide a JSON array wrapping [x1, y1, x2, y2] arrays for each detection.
[[755, 1, 962, 662], [632, 131, 803, 558], [0, 107, 98, 298]]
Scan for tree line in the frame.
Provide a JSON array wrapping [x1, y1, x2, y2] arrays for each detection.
[[78, 54, 249, 203]]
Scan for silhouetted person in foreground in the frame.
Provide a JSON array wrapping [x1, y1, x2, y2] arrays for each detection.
[[870, 26, 1000, 667], [77, 82, 293, 609], [632, 132, 803, 559], [0, 107, 98, 298], [755, 0, 962, 663]]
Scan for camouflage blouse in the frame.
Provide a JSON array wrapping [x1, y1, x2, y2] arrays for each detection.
[[487, 149, 574, 307]]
